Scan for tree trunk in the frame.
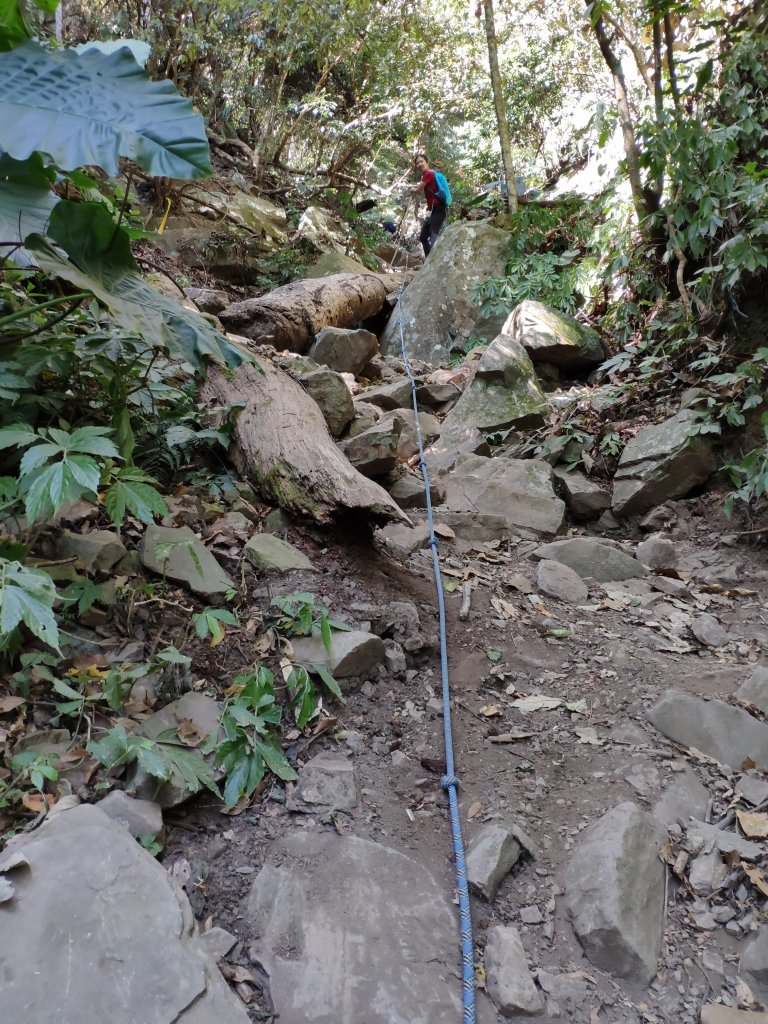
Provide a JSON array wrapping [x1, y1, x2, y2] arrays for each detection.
[[201, 359, 407, 524], [219, 273, 389, 352], [481, 0, 518, 214]]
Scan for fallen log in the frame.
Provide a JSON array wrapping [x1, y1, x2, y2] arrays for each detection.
[[201, 356, 407, 524], [219, 272, 388, 353]]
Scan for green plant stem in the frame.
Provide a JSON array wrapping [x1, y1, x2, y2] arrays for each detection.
[[0, 292, 93, 330]]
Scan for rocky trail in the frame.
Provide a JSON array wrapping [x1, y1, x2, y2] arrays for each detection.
[[3, 215, 768, 1024]]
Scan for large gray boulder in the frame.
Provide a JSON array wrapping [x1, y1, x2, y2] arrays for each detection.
[[504, 300, 604, 368], [553, 469, 610, 520], [247, 830, 463, 1024], [375, 408, 441, 461], [139, 525, 233, 596], [533, 537, 646, 582], [426, 334, 547, 471], [299, 366, 354, 437], [339, 418, 402, 477], [611, 410, 717, 516], [380, 221, 516, 363], [437, 454, 565, 538], [564, 802, 667, 983], [309, 327, 378, 376], [647, 689, 768, 770], [0, 804, 250, 1024]]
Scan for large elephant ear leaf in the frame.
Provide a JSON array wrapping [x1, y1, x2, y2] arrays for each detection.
[[26, 202, 247, 370], [0, 153, 58, 265], [0, 41, 211, 178]]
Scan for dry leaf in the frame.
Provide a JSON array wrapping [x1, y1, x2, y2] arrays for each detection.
[[511, 694, 562, 713], [489, 731, 534, 744], [743, 863, 768, 897], [467, 801, 482, 819], [491, 596, 517, 619], [0, 696, 25, 714], [220, 964, 255, 985], [574, 726, 602, 746], [176, 719, 205, 747], [742, 756, 757, 771], [737, 810, 768, 838]]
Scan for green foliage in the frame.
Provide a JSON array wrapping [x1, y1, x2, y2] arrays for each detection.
[[216, 665, 297, 810], [725, 413, 768, 516], [103, 465, 169, 527], [193, 606, 238, 646], [0, 558, 59, 652]]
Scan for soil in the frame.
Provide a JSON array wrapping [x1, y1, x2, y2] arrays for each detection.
[[157, 492, 768, 1024]]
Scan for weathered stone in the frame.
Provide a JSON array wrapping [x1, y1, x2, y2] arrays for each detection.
[[290, 629, 385, 681], [56, 529, 127, 572], [380, 221, 518, 364], [0, 804, 250, 1024], [737, 667, 768, 714], [375, 408, 441, 461], [647, 690, 768, 770], [306, 251, 372, 278], [427, 334, 547, 469], [536, 559, 588, 604], [466, 821, 522, 902], [309, 327, 379, 376], [554, 469, 610, 520], [247, 830, 463, 1023], [360, 379, 413, 410], [339, 418, 402, 477], [533, 537, 646, 582], [133, 693, 222, 808], [737, 772, 768, 806], [139, 525, 233, 596], [687, 819, 763, 861], [346, 400, 381, 438], [611, 410, 717, 516], [484, 926, 543, 1017], [416, 380, 462, 408], [374, 521, 431, 560], [564, 802, 666, 983], [636, 534, 678, 570], [701, 1007, 768, 1024], [96, 790, 163, 841], [184, 287, 229, 314], [286, 751, 358, 813], [689, 850, 727, 896], [438, 455, 565, 538], [652, 765, 709, 827], [504, 300, 604, 368], [388, 471, 445, 510], [383, 639, 407, 675], [199, 927, 237, 962], [243, 533, 316, 572], [740, 926, 768, 1005], [649, 574, 691, 598], [691, 613, 730, 647], [299, 366, 354, 437], [203, 511, 252, 543]]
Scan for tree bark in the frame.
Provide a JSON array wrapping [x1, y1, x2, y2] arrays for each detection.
[[219, 273, 389, 352], [201, 359, 407, 524], [481, 0, 518, 214]]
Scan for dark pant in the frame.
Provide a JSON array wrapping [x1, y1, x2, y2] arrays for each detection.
[[419, 203, 447, 256]]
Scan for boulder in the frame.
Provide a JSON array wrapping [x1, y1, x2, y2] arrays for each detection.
[[533, 537, 646, 582], [504, 300, 604, 368], [652, 766, 709, 827], [56, 529, 127, 572], [0, 804, 250, 1024], [374, 522, 432, 560], [701, 1008, 768, 1024], [427, 334, 547, 470], [309, 327, 379, 375], [139, 525, 233, 597], [247, 831, 463, 1024], [554, 470, 610, 520], [339, 419, 402, 477], [437, 455, 565, 538], [636, 534, 678, 570], [737, 667, 768, 714], [647, 689, 768, 770], [564, 802, 666, 983], [96, 790, 163, 842], [285, 751, 358, 813], [290, 629, 385, 684], [536, 560, 588, 604], [299, 366, 354, 437], [380, 221, 518, 363], [740, 926, 768, 1005], [484, 926, 543, 1017], [466, 821, 522, 902], [296, 205, 347, 252], [360, 379, 414, 410], [184, 287, 229, 314], [388, 471, 445, 510], [611, 410, 717, 516], [243, 534, 316, 572], [346, 400, 382, 438], [375, 408, 441, 461], [691, 613, 729, 647]]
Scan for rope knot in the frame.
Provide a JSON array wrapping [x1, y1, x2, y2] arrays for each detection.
[[441, 774, 460, 791], [428, 538, 439, 549]]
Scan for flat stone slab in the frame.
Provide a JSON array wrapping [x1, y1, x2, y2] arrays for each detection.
[[290, 629, 385, 682], [533, 537, 646, 582], [536, 559, 588, 604], [56, 529, 127, 572], [553, 469, 610, 519], [565, 801, 666, 983], [484, 925, 543, 1016], [140, 525, 233, 596], [737, 667, 768, 714], [701, 1007, 768, 1024], [652, 765, 709, 827], [244, 533, 316, 572], [0, 804, 249, 1024], [647, 689, 768, 770], [286, 751, 358, 813], [96, 790, 163, 841], [247, 830, 463, 1024], [466, 821, 522, 902]]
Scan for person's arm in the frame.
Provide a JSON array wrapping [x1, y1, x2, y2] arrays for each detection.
[[412, 179, 426, 195]]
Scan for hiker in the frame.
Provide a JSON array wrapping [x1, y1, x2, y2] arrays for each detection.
[[411, 154, 451, 257]]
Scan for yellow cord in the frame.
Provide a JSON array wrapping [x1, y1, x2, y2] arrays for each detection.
[[157, 196, 172, 235]]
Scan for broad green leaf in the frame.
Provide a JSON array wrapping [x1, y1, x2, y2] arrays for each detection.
[[135, 742, 171, 780], [0, 559, 59, 650], [104, 478, 168, 527], [27, 203, 247, 370], [0, 41, 212, 178], [314, 663, 343, 700], [0, 423, 39, 450], [0, 153, 58, 264], [67, 426, 119, 458], [255, 737, 298, 782], [222, 753, 250, 809], [65, 454, 101, 494]]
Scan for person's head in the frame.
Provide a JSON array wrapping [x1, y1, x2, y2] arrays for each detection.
[[414, 154, 429, 173]]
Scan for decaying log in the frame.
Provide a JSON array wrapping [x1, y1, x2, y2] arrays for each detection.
[[219, 272, 388, 353], [201, 359, 407, 524]]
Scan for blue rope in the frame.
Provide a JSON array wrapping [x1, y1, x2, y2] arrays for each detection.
[[394, 269, 476, 1024]]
